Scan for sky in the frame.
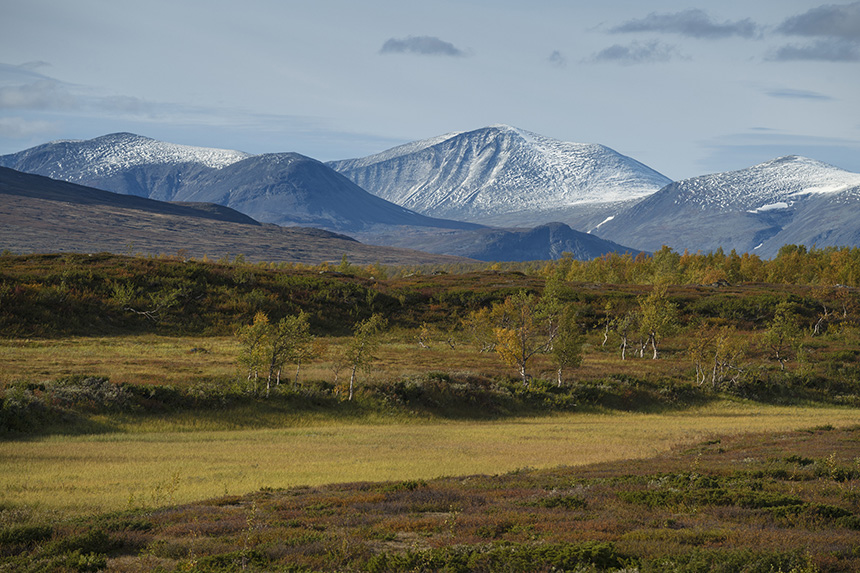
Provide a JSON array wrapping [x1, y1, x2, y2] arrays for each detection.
[[1, 0, 859, 180]]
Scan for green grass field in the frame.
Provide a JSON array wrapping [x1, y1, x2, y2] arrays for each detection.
[[3, 402, 857, 517]]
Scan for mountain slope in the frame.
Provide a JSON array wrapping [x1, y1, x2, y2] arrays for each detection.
[[328, 125, 672, 228], [179, 153, 478, 231], [0, 166, 472, 265], [595, 156, 860, 256], [351, 222, 642, 262], [0, 134, 478, 234]]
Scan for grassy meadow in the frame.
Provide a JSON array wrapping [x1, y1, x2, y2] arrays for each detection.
[[2, 403, 858, 518], [2, 252, 860, 571]]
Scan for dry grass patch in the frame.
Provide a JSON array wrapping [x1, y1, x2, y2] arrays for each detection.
[[1, 402, 857, 517], [0, 335, 239, 386]]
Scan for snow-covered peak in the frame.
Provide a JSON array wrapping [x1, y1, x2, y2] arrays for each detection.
[[73, 132, 250, 171], [8, 133, 252, 181], [671, 155, 860, 212], [329, 125, 672, 221]]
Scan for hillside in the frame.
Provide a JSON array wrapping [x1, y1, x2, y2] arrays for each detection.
[[0, 167, 472, 265], [352, 222, 642, 262]]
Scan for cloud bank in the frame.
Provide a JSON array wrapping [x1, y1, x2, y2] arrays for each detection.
[[379, 36, 466, 57], [778, 2, 860, 40], [591, 41, 680, 64], [610, 9, 759, 39], [772, 2, 860, 62], [770, 39, 860, 62], [548, 50, 567, 68], [765, 88, 833, 100]]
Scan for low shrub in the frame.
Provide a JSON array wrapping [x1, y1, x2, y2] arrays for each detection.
[[366, 541, 626, 573]]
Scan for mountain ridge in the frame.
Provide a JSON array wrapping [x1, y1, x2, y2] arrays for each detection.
[[327, 124, 672, 228], [0, 136, 478, 233], [0, 166, 476, 265], [595, 155, 860, 257]]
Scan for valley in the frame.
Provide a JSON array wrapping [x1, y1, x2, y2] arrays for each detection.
[[2, 127, 860, 572]]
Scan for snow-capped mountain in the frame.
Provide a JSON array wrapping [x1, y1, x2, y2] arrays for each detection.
[[0, 133, 477, 233], [0, 133, 251, 201], [328, 125, 672, 228], [595, 156, 860, 257]]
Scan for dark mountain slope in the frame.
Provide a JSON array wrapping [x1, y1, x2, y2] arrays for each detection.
[[0, 167, 472, 265]]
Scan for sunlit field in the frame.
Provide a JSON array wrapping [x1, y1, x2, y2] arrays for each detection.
[[2, 402, 856, 517], [0, 335, 239, 386], [0, 331, 729, 389]]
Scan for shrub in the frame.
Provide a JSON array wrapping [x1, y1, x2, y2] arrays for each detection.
[[366, 541, 625, 573], [0, 524, 53, 546]]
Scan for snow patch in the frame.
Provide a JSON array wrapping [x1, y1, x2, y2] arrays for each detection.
[[748, 202, 790, 213], [797, 183, 859, 195], [591, 215, 615, 233]]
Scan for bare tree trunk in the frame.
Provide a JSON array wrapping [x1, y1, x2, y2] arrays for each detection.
[[348, 365, 357, 401]]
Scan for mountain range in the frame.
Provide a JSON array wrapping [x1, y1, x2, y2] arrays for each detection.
[[0, 131, 642, 262], [2, 127, 860, 261]]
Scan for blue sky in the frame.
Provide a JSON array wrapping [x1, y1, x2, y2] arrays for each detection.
[[1, 0, 858, 180]]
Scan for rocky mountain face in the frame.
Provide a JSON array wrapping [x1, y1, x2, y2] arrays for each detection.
[[0, 133, 476, 233], [328, 125, 672, 230], [595, 156, 860, 257]]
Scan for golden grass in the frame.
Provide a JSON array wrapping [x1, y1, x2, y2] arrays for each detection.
[[0, 333, 694, 388], [0, 335, 239, 386], [2, 402, 857, 517]]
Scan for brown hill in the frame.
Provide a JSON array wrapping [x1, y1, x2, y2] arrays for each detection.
[[0, 167, 471, 265]]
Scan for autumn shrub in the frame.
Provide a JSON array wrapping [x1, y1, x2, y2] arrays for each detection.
[[366, 541, 626, 573], [638, 548, 820, 573]]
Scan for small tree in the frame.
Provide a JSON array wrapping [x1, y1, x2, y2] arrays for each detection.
[[346, 314, 387, 401], [763, 302, 802, 371], [283, 311, 315, 388], [614, 311, 637, 361], [637, 284, 678, 359], [462, 307, 497, 353], [237, 312, 271, 393], [688, 324, 745, 390], [237, 311, 315, 396], [491, 291, 556, 384], [550, 306, 584, 387]]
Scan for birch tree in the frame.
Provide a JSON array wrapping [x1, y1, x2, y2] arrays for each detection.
[[637, 285, 678, 359], [549, 306, 584, 387], [763, 302, 802, 371], [346, 314, 387, 401]]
